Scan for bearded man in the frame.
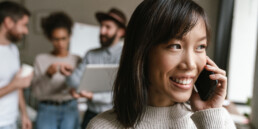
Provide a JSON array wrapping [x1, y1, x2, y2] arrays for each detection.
[[64, 8, 126, 129], [0, 1, 32, 129]]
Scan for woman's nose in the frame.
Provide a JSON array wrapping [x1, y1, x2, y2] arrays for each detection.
[[178, 52, 197, 70]]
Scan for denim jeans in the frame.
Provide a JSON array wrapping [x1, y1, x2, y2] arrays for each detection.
[[36, 100, 80, 129], [0, 123, 17, 129]]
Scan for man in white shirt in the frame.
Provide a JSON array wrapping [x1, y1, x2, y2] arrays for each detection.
[[0, 1, 32, 129]]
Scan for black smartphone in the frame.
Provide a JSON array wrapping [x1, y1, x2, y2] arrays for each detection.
[[195, 69, 218, 101]]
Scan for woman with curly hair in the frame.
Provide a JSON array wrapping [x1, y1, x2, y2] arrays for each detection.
[[32, 12, 80, 129]]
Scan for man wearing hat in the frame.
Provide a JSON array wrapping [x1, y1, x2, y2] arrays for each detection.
[[64, 8, 126, 129]]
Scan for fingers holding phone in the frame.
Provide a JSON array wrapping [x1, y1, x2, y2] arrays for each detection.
[[205, 56, 227, 98], [190, 56, 227, 111]]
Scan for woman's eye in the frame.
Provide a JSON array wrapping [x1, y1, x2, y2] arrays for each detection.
[[196, 45, 206, 50], [169, 44, 181, 49]]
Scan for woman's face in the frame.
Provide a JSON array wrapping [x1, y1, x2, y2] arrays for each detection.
[[51, 28, 70, 53], [148, 18, 207, 106]]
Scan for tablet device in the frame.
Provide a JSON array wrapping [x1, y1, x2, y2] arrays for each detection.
[[78, 64, 119, 92]]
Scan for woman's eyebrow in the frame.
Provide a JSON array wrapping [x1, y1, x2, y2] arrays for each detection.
[[196, 36, 207, 42]]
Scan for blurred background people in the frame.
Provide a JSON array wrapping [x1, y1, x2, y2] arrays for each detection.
[[31, 12, 80, 129], [64, 8, 126, 129], [0, 1, 32, 129]]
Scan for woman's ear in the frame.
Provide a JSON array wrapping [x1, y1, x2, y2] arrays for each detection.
[[4, 17, 15, 29]]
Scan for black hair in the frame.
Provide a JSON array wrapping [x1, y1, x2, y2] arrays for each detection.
[[41, 12, 73, 40], [0, 1, 30, 24], [113, 0, 210, 128]]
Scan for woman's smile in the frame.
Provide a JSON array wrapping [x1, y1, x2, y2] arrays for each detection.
[[169, 76, 195, 90]]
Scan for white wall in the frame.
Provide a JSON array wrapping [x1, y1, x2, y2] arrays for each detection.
[[19, 0, 219, 64]]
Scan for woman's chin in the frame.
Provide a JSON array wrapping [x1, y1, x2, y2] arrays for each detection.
[[173, 95, 191, 103]]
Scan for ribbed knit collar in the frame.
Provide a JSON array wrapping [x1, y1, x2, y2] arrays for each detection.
[[142, 103, 191, 122]]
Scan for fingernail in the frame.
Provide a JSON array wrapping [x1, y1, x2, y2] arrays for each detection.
[[206, 65, 214, 69], [206, 64, 211, 67]]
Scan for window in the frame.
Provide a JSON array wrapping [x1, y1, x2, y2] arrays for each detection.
[[228, 0, 258, 103]]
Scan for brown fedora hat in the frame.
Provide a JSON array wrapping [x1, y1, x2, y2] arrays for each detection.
[[96, 8, 127, 29]]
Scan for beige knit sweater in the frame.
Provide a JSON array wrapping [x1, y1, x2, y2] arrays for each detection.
[[86, 103, 236, 129]]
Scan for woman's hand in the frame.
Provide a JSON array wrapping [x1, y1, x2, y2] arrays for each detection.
[[80, 90, 93, 100], [69, 88, 81, 99], [60, 63, 73, 76], [69, 89, 93, 100], [190, 56, 227, 112], [46, 62, 73, 77], [46, 63, 59, 77]]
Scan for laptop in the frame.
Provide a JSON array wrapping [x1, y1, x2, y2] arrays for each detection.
[[78, 64, 119, 92]]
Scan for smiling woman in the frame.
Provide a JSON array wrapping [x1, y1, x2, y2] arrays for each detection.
[[86, 0, 236, 129], [147, 18, 207, 106]]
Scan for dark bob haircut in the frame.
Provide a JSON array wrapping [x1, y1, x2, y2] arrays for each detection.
[[41, 12, 73, 40], [113, 0, 210, 128], [0, 1, 30, 24]]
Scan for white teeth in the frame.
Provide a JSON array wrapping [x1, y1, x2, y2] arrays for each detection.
[[173, 78, 192, 85]]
